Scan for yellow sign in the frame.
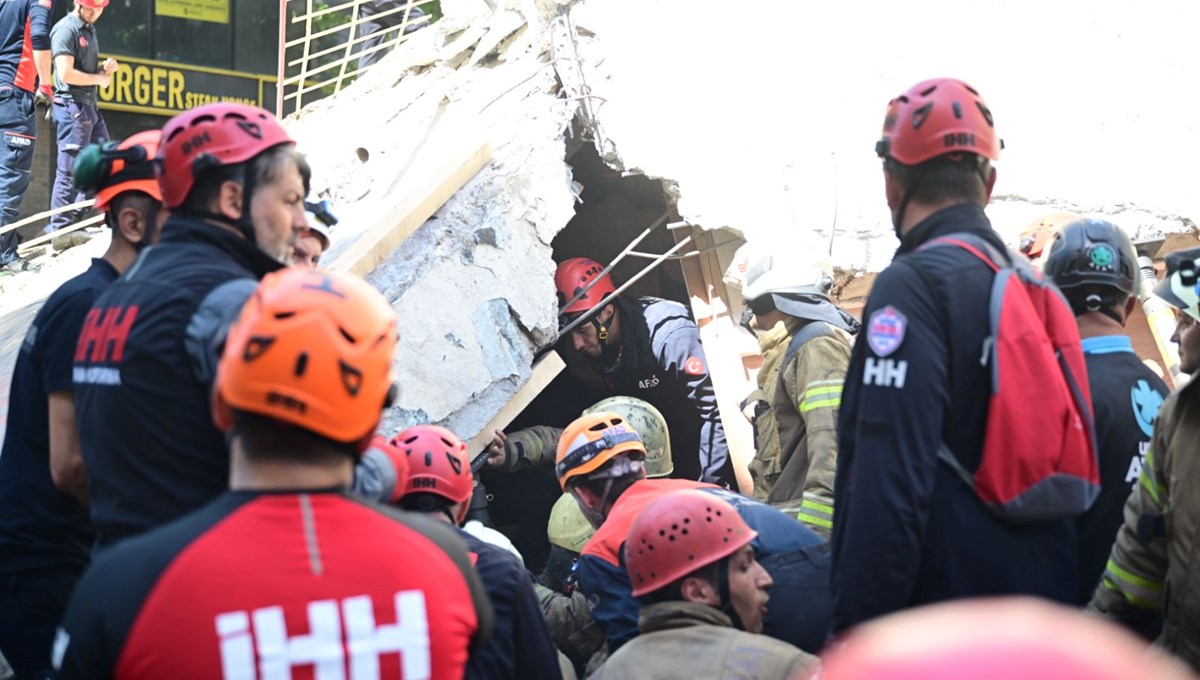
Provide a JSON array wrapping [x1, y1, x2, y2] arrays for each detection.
[[98, 57, 275, 117], [156, 0, 230, 24]]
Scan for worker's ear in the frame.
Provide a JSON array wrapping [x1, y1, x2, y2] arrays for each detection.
[[116, 202, 147, 246], [679, 574, 720, 606], [216, 179, 245, 222], [211, 387, 234, 433]]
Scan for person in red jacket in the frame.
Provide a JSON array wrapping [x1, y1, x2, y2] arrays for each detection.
[[55, 267, 492, 679], [393, 424, 562, 680]]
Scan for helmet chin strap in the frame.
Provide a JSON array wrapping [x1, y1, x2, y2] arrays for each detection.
[[715, 558, 746, 631]]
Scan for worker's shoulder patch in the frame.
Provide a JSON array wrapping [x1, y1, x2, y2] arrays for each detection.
[[684, 356, 705, 376], [866, 305, 906, 357]]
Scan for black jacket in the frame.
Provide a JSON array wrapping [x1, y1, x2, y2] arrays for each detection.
[[831, 203, 1078, 633], [461, 530, 562, 680], [74, 215, 283, 549], [566, 296, 733, 486]]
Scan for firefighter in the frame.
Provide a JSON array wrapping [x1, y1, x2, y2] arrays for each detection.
[[558, 411, 831, 654], [554, 257, 735, 487], [0, 130, 162, 679], [832, 78, 1079, 633], [1088, 246, 1200, 670], [738, 252, 858, 533], [392, 424, 562, 680], [590, 490, 816, 679], [55, 268, 492, 679], [1042, 218, 1168, 609]]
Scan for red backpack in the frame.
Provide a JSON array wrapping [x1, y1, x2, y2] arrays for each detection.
[[921, 233, 1099, 523]]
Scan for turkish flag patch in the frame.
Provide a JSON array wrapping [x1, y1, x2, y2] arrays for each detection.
[[684, 356, 705, 376], [79, 36, 88, 48]]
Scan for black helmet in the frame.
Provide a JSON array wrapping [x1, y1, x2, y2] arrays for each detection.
[[1042, 218, 1138, 296]]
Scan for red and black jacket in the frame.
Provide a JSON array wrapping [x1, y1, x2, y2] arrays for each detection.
[[55, 490, 493, 679]]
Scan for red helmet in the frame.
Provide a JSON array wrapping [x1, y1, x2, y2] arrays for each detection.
[[77, 0, 109, 7], [556, 257, 616, 314], [393, 425, 473, 524], [364, 434, 411, 503], [875, 78, 1001, 166], [818, 598, 1191, 680], [155, 103, 295, 209], [626, 489, 757, 597]]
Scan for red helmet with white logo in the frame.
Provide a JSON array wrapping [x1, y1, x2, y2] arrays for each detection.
[[556, 257, 616, 315], [393, 425, 474, 524], [155, 103, 294, 209], [875, 78, 1001, 167]]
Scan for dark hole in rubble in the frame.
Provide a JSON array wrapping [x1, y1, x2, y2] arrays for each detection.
[[356, 147, 370, 163], [480, 139, 688, 573]]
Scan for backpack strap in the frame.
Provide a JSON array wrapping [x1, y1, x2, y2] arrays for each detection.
[[918, 232, 1010, 272], [783, 321, 836, 366]]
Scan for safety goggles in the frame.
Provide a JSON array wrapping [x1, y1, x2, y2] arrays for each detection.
[[555, 430, 644, 481]]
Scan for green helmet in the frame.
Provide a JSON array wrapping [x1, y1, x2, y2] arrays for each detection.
[[582, 396, 673, 478], [547, 493, 595, 553]]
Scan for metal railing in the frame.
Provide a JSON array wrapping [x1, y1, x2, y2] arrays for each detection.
[[277, 0, 435, 118]]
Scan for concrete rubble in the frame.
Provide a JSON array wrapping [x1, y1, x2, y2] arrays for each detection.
[[282, 0, 1200, 443]]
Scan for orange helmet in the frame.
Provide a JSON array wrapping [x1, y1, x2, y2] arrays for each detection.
[[1019, 211, 1083, 259], [214, 268, 398, 449], [556, 257, 616, 315], [73, 130, 163, 210], [555, 411, 646, 490], [393, 425, 473, 524], [626, 490, 757, 597]]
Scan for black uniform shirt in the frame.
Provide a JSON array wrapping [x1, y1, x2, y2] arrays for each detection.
[[0, 258, 115, 571], [1076, 334, 1167, 601], [50, 12, 99, 104]]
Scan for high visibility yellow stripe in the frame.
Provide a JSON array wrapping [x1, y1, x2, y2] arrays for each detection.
[[1102, 560, 1164, 609], [797, 496, 835, 529], [803, 385, 842, 399], [1139, 447, 1164, 509], [800, 397, 841, 413]]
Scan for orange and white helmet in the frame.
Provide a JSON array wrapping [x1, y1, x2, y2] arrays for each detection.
[[555, 411, 646, 490]]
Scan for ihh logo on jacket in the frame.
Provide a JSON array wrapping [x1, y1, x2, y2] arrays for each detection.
[[216, 590, 431, 679], [72, 305, 140, 386]]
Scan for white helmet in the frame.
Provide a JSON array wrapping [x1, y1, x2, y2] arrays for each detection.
[[741, 252, 834, 302], [1154, 247, 1200, 321]]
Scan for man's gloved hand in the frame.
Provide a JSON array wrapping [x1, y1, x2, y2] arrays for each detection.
[[35, 83, 52, 108]]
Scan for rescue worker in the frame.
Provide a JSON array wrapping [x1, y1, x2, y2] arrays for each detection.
[[832, 78, 1078, 633], [0, 0, 54, 262], [72, 104, 400, 549], [1018, 211, 1083, 265], [821, 598, 1193, 680], [536, 493, 607, 677], [292, 199, 334, 269], [1041, 218, 1168, 607], [0, 130, 162, 680], [558, 411, 831, 654], [555, 257, 734, 487], [738, 252, 857, 532], [48, 0, 117, 234], [590, 490, 817, 679], [55, 267, 492, 679], [1088, 246, 1200, 669], [392, 423, 562, 680]]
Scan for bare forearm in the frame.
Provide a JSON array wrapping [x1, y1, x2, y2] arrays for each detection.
[[59, 68, 106, 87], [49, 393, 89, 505], [34, 50, 51, 89]]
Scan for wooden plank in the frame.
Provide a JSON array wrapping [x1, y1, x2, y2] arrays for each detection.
[[330, 137, 491, 278], [0, 199, 94, 237], [17, 214, 105, 252], [673, 227, 755, 495], [466, 350, 566, 456]]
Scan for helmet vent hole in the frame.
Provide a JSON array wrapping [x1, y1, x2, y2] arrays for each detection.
[[681, 528, 688, 535], [668, 535, 675, 542], [683, 518, 690, 524], [273, 311, 295, 320], [659, 529, 666, 537], [952, 102, 963, 119], [588, 422, 608, 432], [671, 524, 678, 531], [339, 327, 357, 344], [294, 352, 308, 377], [688, 555, 694, 561], [339, 360, 363, 396], [425, 452, 433, 466], [976, 102, 994, 127], [723, 537, 729, 542], [243, 336, 274, 362], [919, 84, 937, 97]]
